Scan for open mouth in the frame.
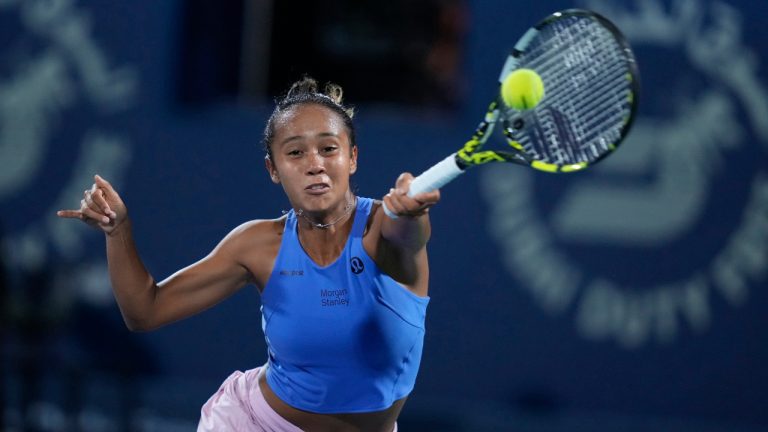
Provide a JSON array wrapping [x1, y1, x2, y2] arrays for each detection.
[[305, 183, 330, 194]]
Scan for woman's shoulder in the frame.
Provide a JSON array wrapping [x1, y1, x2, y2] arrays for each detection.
[[220, 215, 288, 250]]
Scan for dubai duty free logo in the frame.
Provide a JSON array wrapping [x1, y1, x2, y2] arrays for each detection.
[[481, 0, 768, 348], [0, 0, 137, 296]]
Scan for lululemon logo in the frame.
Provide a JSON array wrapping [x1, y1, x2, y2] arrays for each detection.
[[350, 257, 364, 274]]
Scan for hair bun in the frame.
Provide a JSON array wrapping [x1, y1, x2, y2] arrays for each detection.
[[286, 76, 319, 98], [283, 76, 354, 119]]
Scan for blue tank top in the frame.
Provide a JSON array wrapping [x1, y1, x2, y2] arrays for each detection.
[[261, 197, 430, 413]]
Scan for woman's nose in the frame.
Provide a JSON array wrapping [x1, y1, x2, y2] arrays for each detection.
[[306, 151, 325, 175]]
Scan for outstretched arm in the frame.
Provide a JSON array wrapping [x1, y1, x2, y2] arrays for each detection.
[[367, 173, 440, 296], [57, 175, 252, 331]]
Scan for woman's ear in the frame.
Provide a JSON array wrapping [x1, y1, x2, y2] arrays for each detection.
[[265, 155, 280, 184], [349, 145, 358, 175]]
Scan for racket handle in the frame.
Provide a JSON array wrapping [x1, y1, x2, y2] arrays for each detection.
[[383, 153, 465, 219]]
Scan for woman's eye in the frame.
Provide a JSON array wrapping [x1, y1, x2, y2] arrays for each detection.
[[323, 146, 338, 153], [287, 149, 302, 157]]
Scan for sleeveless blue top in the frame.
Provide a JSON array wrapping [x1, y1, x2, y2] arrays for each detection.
[[261, 197, 430, 413]]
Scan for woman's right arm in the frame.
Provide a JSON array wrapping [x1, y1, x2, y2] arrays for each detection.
[[58, 175, 254, 331]]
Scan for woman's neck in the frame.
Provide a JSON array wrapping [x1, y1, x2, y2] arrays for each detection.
[[295, 194, 357, 266], [295, 194, 356, 229]]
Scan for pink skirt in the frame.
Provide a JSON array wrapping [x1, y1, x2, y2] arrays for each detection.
[[197, 366, 302, 432], [197, 366, 399, 431]]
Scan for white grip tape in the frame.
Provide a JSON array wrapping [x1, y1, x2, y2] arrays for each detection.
[[383, 153, 464, 219]]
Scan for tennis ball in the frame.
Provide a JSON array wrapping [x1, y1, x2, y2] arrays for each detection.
[[501, 68, 545, 110]]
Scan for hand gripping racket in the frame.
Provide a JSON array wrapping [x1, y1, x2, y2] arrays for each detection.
[[383, 9, 640, 218]]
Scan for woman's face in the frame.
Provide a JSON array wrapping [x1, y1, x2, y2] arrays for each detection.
[[266, 103, 357, 215]]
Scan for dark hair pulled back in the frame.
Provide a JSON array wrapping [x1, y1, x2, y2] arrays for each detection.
[[263, 76, 356, 159]]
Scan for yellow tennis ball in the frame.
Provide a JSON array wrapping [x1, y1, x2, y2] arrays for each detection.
[[501, 68, 545, 110]]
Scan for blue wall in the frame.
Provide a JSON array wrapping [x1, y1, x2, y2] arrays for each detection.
[[2, 0, 767, 430]]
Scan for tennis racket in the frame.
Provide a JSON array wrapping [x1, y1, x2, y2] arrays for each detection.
[[383, 9, 640, 218]]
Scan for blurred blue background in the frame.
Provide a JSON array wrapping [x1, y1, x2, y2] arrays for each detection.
[[2, 0, 767, 430]]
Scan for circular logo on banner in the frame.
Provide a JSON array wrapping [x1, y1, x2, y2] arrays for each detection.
[[481, 0, 768, 348], [0, 0, 138, 302]]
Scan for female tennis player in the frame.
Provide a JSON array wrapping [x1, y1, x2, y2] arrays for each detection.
[[57, 76, 440, 431]]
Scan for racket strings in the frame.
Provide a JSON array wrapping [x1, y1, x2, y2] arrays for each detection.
[[534, 24, 628, 160], [539, 33, 628, 161], [511, 16, 633, 165]]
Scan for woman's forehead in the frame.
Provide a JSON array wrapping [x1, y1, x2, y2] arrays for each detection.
[[273, 104, 349, 145], [277, 104, 345, 130]]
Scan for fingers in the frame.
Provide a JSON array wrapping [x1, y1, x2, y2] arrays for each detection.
[[94, 174, 116, 199], [90, 184, 115, 218], [59, 183, 113, 225], [384, 172, 441, 218], [383, 188, 408, 216], [80, 196, 112, 224], [58, 174, 124, 231], [55, 206, 109, 225], [411, 188, 441, 205], [394, 172, 414, 194], [393, 172, 440, 205], [56, 209, 82, 219]]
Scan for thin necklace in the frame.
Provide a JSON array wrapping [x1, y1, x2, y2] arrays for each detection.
[[292, 196, 357, 229]]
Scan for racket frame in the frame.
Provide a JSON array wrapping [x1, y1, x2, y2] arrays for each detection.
[[383, 9, 640, 218]]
